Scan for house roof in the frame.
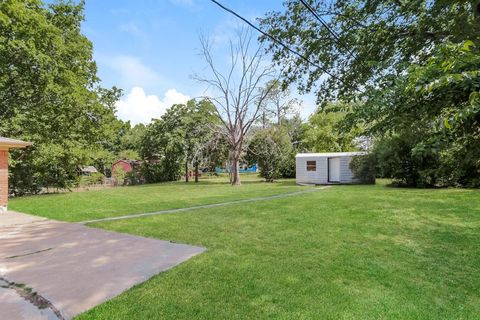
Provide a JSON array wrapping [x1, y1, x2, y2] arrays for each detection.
[[0, 137, 32, 149], [113, 159, 143, 166], [80, 166, 98, 173], [296, 152, 367, 158]]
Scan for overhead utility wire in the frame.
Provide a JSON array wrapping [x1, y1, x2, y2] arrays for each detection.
[[299, 0, 366, 67], [209, 0, 346, 85], [299, 0, 345, 48]]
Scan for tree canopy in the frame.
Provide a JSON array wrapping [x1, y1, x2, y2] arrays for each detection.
[[1, 0, 124, 193], [261, 1, 480, 187], [260, 0, 480, 102], [140, 99, 219, 183]]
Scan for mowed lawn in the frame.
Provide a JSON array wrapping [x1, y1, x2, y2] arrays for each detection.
[[67, 181, 480, 319], [9, 174, 307, 222]]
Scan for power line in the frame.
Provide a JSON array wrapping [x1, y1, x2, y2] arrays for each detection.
[[299, 0, 365, 67], [299, 0, 344, 48], [209, 0, 345, 85]]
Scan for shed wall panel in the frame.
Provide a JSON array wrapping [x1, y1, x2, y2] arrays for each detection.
[[339, 156, 354, 183], [296, 156, 327, 184], [296, 154, 364, 184]]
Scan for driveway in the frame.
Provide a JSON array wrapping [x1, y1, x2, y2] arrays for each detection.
[[0, 211, 205, 319]]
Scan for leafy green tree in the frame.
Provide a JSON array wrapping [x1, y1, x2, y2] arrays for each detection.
[[140, 99, 218, 183], [119, 123, 146, 155], [184, 99, 218, 182], [303, 103, 360, 152], [0, 0, 123, 194], [260, 1, 480, 102], [261, 1, 480, 187], [85, 147, 116, 177], [141, 104, 186, 182], [281, 114, 307, 150], [349, 40, 480, 187], [117, 150, 140, 160], [247, 127, 294, 182], [201, 132, 230, 172]]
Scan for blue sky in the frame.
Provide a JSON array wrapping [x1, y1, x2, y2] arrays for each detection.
[[80, 0, 317, 124]]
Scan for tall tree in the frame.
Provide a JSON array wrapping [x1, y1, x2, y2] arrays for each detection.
[[119, 123, 147, 158], [0, 0, 123, 194], [303, 103, 360, 152], [246, 126, 293, 182], [195, 29, 275, 185], [350, 41, 480, 187], [140, 99, 217, 183], [183, 99, 218, 182], [260, 1, 480, 102]]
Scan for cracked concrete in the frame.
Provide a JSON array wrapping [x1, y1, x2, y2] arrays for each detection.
[[0, 211, 205, 319], [0, 285, 59, 320], [0, 277, 62, 320]]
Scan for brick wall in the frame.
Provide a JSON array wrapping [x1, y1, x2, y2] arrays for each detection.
[[0, 150, 9, 209]]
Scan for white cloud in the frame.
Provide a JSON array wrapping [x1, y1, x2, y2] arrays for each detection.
[[116, 87, 190, 125], [102, 55, 167, 91]]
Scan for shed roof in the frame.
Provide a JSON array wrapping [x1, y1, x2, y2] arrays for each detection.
[[0, 137, 32, 149], [80, 166, 98, 174], [296, 152, 367, 158]]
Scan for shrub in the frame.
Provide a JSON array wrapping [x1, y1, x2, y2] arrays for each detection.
[[79, 172, 104, 187], [247, 127, 293, 182], [349, 154, 376, 184], [374, 134, 440, 187], [112, 167, 127, 186]]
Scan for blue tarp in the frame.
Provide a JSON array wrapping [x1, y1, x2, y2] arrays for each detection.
[[215, 164, 257, 174]]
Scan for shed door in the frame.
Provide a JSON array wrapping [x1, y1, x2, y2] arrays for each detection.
[[328, 157, 340, 182]]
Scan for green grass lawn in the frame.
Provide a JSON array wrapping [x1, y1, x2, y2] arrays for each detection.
[[9, 174, 307, 222], [67, 181, 480, 319]]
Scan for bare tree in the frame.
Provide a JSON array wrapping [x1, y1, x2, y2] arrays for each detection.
[[195, 29, 275, 185]]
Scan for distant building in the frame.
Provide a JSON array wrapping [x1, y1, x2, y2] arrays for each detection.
[[111, 159, 142, 175], [79, 166, 99, 176], [111, 159, 145, 185], [295, 152, 370, 185]]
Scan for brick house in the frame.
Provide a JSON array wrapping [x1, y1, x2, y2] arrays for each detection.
[[0, 137, 32, 212]]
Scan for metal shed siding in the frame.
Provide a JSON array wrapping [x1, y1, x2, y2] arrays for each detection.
[[339, 156, 355, 183], [295, 156, 328, 184], [296, 152, 366, 184]]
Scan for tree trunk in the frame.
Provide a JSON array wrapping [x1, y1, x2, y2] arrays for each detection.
[[277, 103, 281, 126], [195, 161, 199, 183], [185, 160, 189, 183], [231, 154, 241, 186]]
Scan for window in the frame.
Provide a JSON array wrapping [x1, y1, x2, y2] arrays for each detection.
[[306, 161, 316, 171]]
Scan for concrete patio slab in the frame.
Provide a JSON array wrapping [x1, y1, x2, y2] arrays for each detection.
[[0, 286, 58, 320], [0, 211, 205, 319], [0, 210, 47, 227]]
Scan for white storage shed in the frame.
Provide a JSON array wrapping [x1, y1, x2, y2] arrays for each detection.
[[295, 152, 367, 185]]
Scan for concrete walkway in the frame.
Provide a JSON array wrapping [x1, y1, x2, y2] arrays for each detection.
[[0, 211, 205, 319], [81, 186, 329, 224]]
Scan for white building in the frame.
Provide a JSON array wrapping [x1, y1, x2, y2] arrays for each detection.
[[295, 152, 367, 185]]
